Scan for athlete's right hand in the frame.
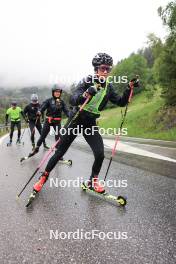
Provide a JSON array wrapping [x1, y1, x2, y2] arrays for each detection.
[[87, 86, 97, 96], [37, 111, 41, 116]]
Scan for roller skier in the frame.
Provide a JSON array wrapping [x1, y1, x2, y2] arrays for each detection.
[[26, 53, 139, 204], [32, 85, 70, 156], [5, 101, 25, 146], [23, 94, 49, 150]]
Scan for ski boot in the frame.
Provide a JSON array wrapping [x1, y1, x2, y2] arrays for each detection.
[[88, 177, 105, 194], [26, 171, 50, 207], [43, 143, 50, 150], [33, 171, 49, 193]]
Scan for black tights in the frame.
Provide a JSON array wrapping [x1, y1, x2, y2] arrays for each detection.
[[10, 121, 21, 140], [45, 115, 104, 179], [29, 120, 45, 144], [37, 121, 61, 148]]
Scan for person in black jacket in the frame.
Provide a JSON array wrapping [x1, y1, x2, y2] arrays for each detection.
[[32, 53, 139, 194], [24, 94, 49, 150], [33, 85, 70, 154]]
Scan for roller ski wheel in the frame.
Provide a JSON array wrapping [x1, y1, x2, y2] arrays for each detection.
[[81, 182, 127, 207], [59, 159, 72, 166], [117, 196, 127, 207], [26, 190, 38, 207], [20, 157, 28, 163]]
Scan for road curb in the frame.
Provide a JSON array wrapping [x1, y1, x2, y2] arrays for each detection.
[[72, 142, 176, 179], [0, 133, 8, 145], [102, 135, 176, 148]]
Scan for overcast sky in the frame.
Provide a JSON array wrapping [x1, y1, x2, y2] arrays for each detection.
[[0, 0, 170, 88]]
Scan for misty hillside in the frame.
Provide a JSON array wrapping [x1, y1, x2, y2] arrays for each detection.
[[0, 86, 71, 123]]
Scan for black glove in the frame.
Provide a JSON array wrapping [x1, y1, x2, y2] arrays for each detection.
[[37, 111, 41, 116], [56, 98, 61, 109], [86, 86, 97, 96], [130, 76, 140, 88]]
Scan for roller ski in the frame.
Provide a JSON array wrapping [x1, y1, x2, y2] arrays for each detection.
[[59, 159, 72, 166], [43, 143, 50, 150], [25, 190, 37, 207], [20, 146, 39, 163], [20, 155, 31, 163], [25, 172, 49, 207], [81, 181, 127, 207]]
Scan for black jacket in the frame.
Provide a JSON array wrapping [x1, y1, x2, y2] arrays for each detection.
[[24, 103, 42, 121], [40, 97, 70, 118], [70, 75, 131, 118]]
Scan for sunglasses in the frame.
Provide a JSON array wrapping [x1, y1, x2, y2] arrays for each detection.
[[98, 66, 112, 73]]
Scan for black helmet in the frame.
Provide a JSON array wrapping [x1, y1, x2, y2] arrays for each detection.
[[92, 53, 113, 67], [52, 84, 62, 97], [31, 94, 38, 104], [11, 101, 17, 106]]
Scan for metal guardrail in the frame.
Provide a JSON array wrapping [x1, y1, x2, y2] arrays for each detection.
[[0, 124, 9, 133], [0, 123, 26, 133]]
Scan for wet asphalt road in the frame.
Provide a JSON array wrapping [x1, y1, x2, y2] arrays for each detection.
[[0, 132, 176, 264]]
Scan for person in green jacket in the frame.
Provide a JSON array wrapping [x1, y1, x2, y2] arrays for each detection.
[[5, 101, 25, 144]]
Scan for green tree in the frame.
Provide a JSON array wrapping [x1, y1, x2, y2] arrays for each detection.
[[138, 46, 154, 68], [154, 1, 176, 105], [111, 54, 148, 94]]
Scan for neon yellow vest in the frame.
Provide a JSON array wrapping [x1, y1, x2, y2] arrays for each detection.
[[83, 81, 108, 115], [6, 107, 22, 121]]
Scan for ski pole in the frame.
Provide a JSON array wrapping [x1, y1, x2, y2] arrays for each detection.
[[104, 87, 134, 182], [16, 138, 61, 198], [20, 126, 26, 142], [17, 96, 90, 198], [20, 120, 31, 143]]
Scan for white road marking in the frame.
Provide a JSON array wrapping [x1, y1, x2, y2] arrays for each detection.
[[75, 136, 176, 163]]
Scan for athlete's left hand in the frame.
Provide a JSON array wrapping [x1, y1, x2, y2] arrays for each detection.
[[129, 75, 140, 89]]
